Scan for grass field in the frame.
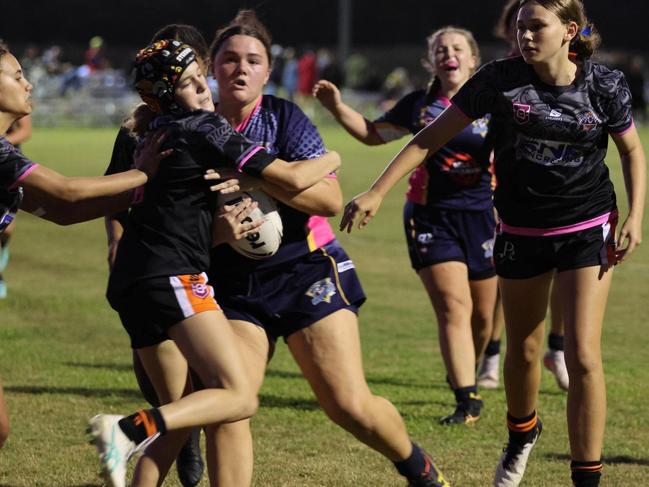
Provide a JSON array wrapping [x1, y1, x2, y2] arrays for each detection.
[[0, 125, 648, 486]]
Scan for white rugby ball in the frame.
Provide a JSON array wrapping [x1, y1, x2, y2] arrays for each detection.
[[218, 190, 283, 259]]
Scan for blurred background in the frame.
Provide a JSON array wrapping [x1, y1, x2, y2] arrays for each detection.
[[1, 0, 647, 126]]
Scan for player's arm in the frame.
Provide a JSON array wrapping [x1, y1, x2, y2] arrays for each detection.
[[105, 218, 124, 270], [341, 104, 472, 232], [610, 126, 646, 262], [313, 80, 384, 145], [257, 151, 341, 192]]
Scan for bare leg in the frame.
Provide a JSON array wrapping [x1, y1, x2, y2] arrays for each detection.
[[469, 276, 498, 362], [549, 274, 565, 336], [287, 309, 412, 461], [557, 266, 612, 461], [208, 321, 270, 487], [500, 271, 554, 417], [418, 261, 476, 388]]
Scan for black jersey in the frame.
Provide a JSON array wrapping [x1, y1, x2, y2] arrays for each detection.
[[452, 57, 633, 229], [0, 136, 37, 233], [107, 110, 275, 297], [104, 126, 137, 226]]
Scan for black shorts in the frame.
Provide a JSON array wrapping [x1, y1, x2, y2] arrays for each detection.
[[211, 241, 366, 341], [403, 202, 496, 280], [494, 216, 617, 279], [108, 272, 220, 349]]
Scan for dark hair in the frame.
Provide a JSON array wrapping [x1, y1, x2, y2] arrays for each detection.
[[494, 0, 519, 42], [210, 9, 273, 66], [150, 24, 209, 68], [519, 0, 600, 58], [422, 26, 481, 101]]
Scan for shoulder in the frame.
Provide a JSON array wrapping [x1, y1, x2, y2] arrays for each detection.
[[587, 61, 627, 97], [263, 94, 308, 122]]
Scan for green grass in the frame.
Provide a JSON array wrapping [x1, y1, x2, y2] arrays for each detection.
[[1, 125, 648, 486]]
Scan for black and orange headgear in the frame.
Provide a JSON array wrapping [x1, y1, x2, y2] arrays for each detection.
[[133, 39, 196, 114]]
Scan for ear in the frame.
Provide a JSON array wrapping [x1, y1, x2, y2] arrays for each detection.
[[565, 20, 578, 42], [468, 55, 477, 71], [263, 66, 271, 85]]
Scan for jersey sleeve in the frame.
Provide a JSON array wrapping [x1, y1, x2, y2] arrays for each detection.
[[451, 62, 499, 120], [105, 127, 137, 176], [0, 139, 37, 190], [278, 101, 327, 160], [604, 71, 633, 135], [372, 91, 420, 142], [193, 112, 276, 177]]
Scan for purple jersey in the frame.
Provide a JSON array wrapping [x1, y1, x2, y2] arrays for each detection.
[[373, 89, 493, 211], [210, 95, 335, 272], [0, 136, 37, 233], [452, 57, 633, 229]]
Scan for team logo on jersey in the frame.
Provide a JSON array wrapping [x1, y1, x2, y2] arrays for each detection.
[[471, 117, 489, 137], [577, 111, 601, 131], [191, 282, 210, 299], [306, 278, 337, 305], [496, 240, 516, 263], [513, 103, 531, 124]]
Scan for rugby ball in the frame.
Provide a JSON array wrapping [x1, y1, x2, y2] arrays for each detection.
[[218, 190, 283, 259]]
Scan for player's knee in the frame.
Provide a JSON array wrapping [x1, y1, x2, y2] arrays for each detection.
[[324, 396, 372, 431], [565, 347, 601, 377], [506, 338, 542, 367]]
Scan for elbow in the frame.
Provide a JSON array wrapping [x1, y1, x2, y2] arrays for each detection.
[[321, 197, 343, 217]]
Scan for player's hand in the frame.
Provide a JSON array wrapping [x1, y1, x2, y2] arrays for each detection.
[[133, 130, 172, 179], [212, 198, 264, 245], [313, 80, 342, 112], [615, 214, 642, 263], [339, 189, 383, 233], [204, 169, 261, 194]]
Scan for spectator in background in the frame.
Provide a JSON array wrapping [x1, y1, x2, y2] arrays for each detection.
[[85, 36, 109, 72], [317, 48, 344, 86], [281, 47, 298, 101], [297, 48, 317, 96]]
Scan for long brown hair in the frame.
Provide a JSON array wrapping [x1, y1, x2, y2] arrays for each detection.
[[518, 0, 600, 58]]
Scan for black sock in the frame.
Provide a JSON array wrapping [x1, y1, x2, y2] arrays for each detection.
[[507, 410, 538, 442], [571, 460, 602, 486], [548, 333, 564, 351], [454, 385, 479, 404], [394, 442, 427, 479], [485, 340, 501, 356], [118, 408, 167, 444]]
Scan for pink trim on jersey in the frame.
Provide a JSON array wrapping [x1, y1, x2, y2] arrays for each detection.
[[236, 146, 265, 173], [610, 119, 634, 137], [437, 96, 451, 107], [8, 163, 39, 190], [405, 165, 429, 205], [306, 216, 335, 251], [501, 211, 616, 237], [235, 97, 263, 133]]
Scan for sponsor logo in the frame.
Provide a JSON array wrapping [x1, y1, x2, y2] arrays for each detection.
[[517, 135, 584, 167], [306, 278, 337, 305], [513, 102, 531, 124], [417, 233, 434, 245], [337, 260, 355, 273], [577, 111, 601, 131], [482, 238, 495, 259], [549, 108, 562, 118], [496, 240, 516, 263]]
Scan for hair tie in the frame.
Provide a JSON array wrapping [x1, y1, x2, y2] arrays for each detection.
[[581, 25, 592, 36]]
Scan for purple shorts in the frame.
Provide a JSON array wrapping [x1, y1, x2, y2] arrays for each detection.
[[210, 241, 366, 340], [403, 202, 496, 280]]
